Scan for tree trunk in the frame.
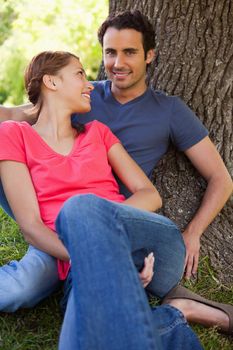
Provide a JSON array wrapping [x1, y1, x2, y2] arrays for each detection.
[[105, 0, 233, 283]]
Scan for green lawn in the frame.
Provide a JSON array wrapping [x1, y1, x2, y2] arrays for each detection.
[[0, 208, 232, 350]]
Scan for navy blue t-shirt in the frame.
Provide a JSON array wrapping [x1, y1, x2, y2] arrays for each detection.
[[73, 80, 208, 196]]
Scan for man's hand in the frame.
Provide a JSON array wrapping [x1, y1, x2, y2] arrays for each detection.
[[139, 252, 155, 288], [182, 230, 201, 279], [183, 136, 233, 279]]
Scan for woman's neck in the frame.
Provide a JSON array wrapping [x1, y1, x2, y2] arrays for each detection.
[[32, 100, 78, 156], [33, 101, 75, 141]]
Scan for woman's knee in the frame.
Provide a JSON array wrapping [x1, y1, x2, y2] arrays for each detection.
[[56, 194, 120, 248], [59, 194, 108, 220]]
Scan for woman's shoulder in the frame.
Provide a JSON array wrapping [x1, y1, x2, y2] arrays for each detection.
[[0, 121, 31, 142], [81, 120, 114, 146], [85, 120, 110, 132], [0, 120, 29, 131]]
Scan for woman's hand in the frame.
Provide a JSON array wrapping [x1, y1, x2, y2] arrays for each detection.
[[139, 252, 155, 288]]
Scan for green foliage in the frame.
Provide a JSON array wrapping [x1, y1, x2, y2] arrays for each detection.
[[0, 0, 17, 46], [0, 0, 108, 105], [0, 48, 26, 105]]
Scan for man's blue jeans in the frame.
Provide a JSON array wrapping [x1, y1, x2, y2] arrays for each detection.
[[0, 182, 185, 311], [56, 194, 203, 350]]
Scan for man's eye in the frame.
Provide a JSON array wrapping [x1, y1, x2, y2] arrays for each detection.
[[126, 51, 135, 56], [106, 51, 115, 56]]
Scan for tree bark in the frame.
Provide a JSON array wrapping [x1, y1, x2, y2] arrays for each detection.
[[105, 0, 233, 283]]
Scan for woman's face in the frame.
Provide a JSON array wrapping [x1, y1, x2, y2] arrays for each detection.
[[56, 57, 93, 113]]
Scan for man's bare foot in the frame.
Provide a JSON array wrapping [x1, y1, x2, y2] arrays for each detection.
[[166, 298, 229, 331]]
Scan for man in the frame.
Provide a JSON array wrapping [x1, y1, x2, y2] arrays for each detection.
[[0, 10, 232, 336]]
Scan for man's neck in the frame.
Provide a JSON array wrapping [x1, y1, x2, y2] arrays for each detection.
[[111, 84, 148, 104]]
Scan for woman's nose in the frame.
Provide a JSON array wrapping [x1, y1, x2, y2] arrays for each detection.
[[86, 81, 94, 91]]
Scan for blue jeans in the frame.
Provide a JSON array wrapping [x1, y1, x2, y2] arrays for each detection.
[[0, 182, 185, 311], [56, 194, 203, 350]]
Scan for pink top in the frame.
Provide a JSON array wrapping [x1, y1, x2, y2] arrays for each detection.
[[0, 120, 125, 279]]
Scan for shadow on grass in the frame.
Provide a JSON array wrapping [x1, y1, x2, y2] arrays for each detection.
[[0, 291, 62, 350]]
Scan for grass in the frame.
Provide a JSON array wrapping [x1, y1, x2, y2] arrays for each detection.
[[0, 208, 233, 349]]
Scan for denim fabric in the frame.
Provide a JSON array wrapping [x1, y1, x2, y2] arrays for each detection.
[[0, 181, 185, 311], [152, 305, 203, 349], [61, 277, 203, 349], [0, 245, 60, 312], [60, 270, 72, 314], [56, 194, 202, 350], [60, 291, 203, 350], [56, 194, 163, 349], [0, 180, 14, 218]]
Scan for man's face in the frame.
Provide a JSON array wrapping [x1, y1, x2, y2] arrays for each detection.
[[103, 27, 154, 95]]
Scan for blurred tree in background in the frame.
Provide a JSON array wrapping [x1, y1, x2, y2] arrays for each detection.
[[0, 0, 108, 105]]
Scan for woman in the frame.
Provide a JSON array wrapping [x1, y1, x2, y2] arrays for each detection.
[[0, 51, 202, 350]]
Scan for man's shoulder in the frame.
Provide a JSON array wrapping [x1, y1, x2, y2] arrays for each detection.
[[149, 88, 180, 103], [146, 89, 184, 116]]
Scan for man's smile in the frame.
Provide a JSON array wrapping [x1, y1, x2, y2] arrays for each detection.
[[112, 70, 131, 78]]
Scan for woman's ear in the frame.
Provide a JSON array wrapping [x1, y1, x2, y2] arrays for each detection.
[[42, 74, 57, 90]]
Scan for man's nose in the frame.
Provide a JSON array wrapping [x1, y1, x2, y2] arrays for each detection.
[[114, 54, 124, 69]]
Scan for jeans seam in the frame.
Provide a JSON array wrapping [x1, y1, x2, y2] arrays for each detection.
[[114, 209, 157, 349], [117, 215, 178, 228], [152, 305, 188, 335]]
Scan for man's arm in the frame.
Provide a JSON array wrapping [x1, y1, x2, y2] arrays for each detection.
[[0, 103, 33, 123], [183, 136, 233, 278]]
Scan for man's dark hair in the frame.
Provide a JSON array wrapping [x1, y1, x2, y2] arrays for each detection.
[[98, 10, 155, 57]]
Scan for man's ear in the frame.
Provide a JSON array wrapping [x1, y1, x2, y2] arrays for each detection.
[[42, 74, 57, 90], [145, 49, 155, 64]]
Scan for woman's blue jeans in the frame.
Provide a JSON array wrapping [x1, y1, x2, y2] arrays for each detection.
[[0, 181, 185, 311], [56, 194, 203, 350]]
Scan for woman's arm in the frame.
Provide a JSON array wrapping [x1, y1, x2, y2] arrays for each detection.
[[0, 160, 69, 261], [108, 143, 162, 212]]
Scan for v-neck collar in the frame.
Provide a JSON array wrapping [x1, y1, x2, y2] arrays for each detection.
[[104, 80, 151, 107], [24, 122, 80, 158]]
